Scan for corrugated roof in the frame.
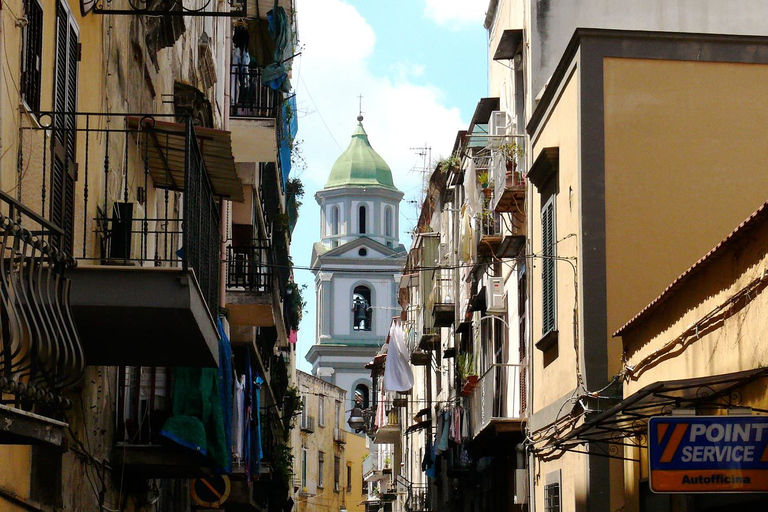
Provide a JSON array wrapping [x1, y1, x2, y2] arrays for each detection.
[[614, 199, 768, 337]]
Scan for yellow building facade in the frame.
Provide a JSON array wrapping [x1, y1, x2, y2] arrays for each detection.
[[526, 29, 768, 512]]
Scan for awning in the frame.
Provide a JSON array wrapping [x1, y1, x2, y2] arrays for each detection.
[[493, 29, 523, 61], [535, 367, 768, 458], [405, 419, 431, 435], [126, 117, 244, 202]]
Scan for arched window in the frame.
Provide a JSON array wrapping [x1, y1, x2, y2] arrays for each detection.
[[331, 206, 339, 236], [358, 205, 367, 234], [385, 207, 393, 238], [354, 384, 370, 410], [352, 285, 372, 331]]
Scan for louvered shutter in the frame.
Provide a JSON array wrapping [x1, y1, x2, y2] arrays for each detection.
[[542, 198, 555, 334], [51, 0, 78, 254]]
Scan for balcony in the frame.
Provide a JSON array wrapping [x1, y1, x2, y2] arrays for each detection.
[[50, 114, 236, 368], [300, 415, 315, 433], [431, 267, 454, 327], [476, 211, 502, 258], [363, 455, 388, 483], [225, 241, 278, 327], [418, 328, 440, 351], [374, 408, 400, 445], [334, 426, 347, 444], [113, 366, 211, 477], [406, 484, 431, 512], [490, 135, 527, 216], [469, 364, 525, 440], [0, 194, 82, 447], [230, 66, 280, 120]]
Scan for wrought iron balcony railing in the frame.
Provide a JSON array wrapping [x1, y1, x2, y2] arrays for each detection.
[[0, 192, 83, 424], [17, 112, 225, 316], [468, 363, 525, 439], [406, 484, 430, 512], [300, 415, 315, 433], [226, 242, 272, 292], [230, 65, 280, 119]]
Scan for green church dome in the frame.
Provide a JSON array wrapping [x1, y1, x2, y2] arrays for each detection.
[[325, 117, 398, 190]]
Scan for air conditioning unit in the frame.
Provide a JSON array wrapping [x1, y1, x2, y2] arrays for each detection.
[[489, 111, 509, 137], [485, 276, 505, 313]]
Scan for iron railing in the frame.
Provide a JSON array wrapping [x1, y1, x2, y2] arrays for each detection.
[[226, 241, 272, 292], [406, 484, 430, 512], [300, 415, 315, 433], [432, 267, 454, 305], [17, 112, 222, 316], [334, 426, 347, 444], [469, 363, 524, 439], [0, 193, 83, 415], [230, 66, 280, 118]]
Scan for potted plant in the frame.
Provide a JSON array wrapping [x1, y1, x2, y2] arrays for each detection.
[[477, 170, 490, 189], [458, 353, 478, 396], [499, 141, 524, 186], [383, 456, 392, 473]]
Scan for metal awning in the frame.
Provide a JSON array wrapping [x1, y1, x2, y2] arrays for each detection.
[[126, 117, 244, 202], [493, 29, 523, 61], [536, 367, 768, 458]]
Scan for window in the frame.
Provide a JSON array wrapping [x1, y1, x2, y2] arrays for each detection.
[[334, 456, 341, 492], [354, 384, 369, 409], [301, 395, 308, 424], [334, 401, 341, 430], [21, 0, 43, 114], [352, 285, 372, 331], [301, 448, 308, 489], [318, 395, 325, 426], [318, 452, 325, 488], [347, 465, 353, 493], [385, 207, 392, 237], [51, 0, 79, 254], [541, 196, 556, 335], [358, 204, 367, 234], [544, 483, 560, 512], [358, 248, 367, 257], [331, 205, 339, 235]]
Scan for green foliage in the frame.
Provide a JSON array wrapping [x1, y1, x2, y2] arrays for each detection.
[[438, 153, 461, 172], [477, 171, 490, 188], [286, 281, 307, 331], [271, 441, 295, 487], [457, 353, 476, 380], [499, 141, 524, 161]]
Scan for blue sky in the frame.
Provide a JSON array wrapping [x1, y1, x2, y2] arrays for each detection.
[[291, 0, 489, 372]]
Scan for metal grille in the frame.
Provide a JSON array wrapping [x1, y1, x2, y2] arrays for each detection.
[[544, 482, 560, 512], [226, 241, 272, 291], [230, 65, 280, 118], [21, 0, 43, 114]]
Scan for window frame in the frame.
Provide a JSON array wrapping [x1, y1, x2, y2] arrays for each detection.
[[384, 206, 392, 238], [318, 451, 325, 488], [318, 395, 325, 426], [541, 194, 556, 335], [358, 204, 367, 234], [20, 0, 43, 115], [331, 205, 339, 236], [334, 455, 341, 492]]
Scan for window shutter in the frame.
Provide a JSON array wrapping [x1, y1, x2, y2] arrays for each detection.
[[51, 0, 78, 254], [542, 199, 555, 334]]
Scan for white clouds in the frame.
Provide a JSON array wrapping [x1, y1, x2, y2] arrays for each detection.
[[423, 0, 487, 27], [292, 0, 471, 371]]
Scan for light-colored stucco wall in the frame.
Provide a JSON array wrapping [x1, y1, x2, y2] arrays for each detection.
[[620, 209, 768, 512], [529, 64, 581, 412], [604, 57, 768, 341]]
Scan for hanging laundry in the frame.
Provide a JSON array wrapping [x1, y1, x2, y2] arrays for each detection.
[[375, 385, 387, 429], [383, 319, 414, 392], [437, 411, 450, 453], [232, 374, 245, 464]]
